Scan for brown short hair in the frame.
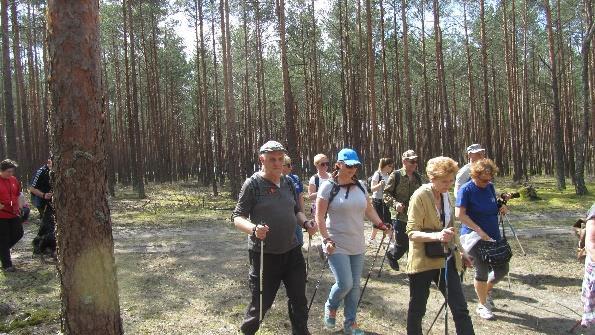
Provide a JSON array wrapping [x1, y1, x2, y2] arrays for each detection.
[[470, 158, 499, 179], [426, 156, 458, 179], [377, 157, 394, 172], [0, 159, 18, 171]]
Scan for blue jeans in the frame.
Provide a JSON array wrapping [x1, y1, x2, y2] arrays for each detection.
[[325, 253, 364, 328]]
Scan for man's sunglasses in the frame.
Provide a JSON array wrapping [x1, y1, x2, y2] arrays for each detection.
[[407, 160, 418, 164]]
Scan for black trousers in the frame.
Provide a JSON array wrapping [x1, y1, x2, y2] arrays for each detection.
[[33, 205, 55, 254], [241, 245, 309, 335], [0, 217, 24, 268], [407, 257, 475, 335], [390, 219, 409, 260]]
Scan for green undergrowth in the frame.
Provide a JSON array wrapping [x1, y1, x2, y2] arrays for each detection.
[[493, 176, 595, 215], [0, 308, 59, 332], [111, 182, 236, 226]]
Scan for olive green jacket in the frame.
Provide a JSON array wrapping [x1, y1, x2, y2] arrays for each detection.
[[405, 184, 463, 274], [383, 168, 424, 222]]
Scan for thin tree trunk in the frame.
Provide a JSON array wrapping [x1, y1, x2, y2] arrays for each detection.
[[544, 0, 566, 190], [1, 0, 16, 160]]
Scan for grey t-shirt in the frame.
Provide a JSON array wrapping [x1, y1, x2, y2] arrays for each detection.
[[454, 163, 471, 200], [319, 180, 368, 255], [232, 172, 300, 254]]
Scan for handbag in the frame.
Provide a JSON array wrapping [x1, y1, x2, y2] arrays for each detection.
[[425, 239, 449, 258], [475, 186, 513, 266]]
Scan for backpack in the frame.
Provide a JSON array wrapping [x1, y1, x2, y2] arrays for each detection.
[[366, 171, 383, 194], [327, 179, 367, 206]]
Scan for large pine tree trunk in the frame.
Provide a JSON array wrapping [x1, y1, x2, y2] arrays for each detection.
[[47, 1, 123, 333], [544, 0, 566, 190]]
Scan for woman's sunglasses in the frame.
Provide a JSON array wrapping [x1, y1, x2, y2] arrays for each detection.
[[319, 162, 330, 167], [345, 164, 360, 169]]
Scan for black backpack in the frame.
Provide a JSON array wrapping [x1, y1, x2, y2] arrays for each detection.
[[391, 169, 423, 191]]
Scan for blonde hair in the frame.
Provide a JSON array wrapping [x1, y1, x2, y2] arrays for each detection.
[[426, 156, 459, 179], [284, 155, 292, 165], [470, 158, 499, 179], [377, 157, 394, 172], [313, 153, 328, 166]]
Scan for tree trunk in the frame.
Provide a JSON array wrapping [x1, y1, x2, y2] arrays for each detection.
[[47, 0, 123, 333], [479, 0, 492, 157], [544, 0, 566, 190], [276, 0, 301, 173], [401, 0, 415, 149], [1, 0, 16, 160], [575, 0, 594, 195]]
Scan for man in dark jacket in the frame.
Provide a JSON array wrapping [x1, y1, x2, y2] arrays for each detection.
[[233, 141, 317, 335], [28, 157, 55, 257]]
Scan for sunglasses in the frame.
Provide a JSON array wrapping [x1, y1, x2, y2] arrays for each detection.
[[319, 162, 330, 167], [284, 163, 292, 167], [407, 160, 418, 164], [345, 164, 360, 169]]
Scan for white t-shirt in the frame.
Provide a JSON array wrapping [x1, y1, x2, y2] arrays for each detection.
[[318, 180, 368, 255], [309, 174, 330, 192], [371, 171, 389, 200]]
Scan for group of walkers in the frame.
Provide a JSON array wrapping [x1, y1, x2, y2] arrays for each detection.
[[0, 156, 56, 272], [233, 141, 513, 335]]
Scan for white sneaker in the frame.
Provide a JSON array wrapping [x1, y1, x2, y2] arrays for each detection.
[[476, 304, 494, 320]]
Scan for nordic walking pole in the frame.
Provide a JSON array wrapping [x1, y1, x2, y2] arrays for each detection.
[[377, 203, 392, 278], [308, 255, 329, 313], [425, 302, 446, 335], [377, 228, 394, 278], [357, 233, 386, 308], [504, 214, 527, 256], [305, 233, 312, 282], [444, 255, 449, 335], [259, 238, 264, 326]]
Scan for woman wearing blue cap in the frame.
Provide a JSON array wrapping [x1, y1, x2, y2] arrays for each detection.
[[316, 148, 390, 335]]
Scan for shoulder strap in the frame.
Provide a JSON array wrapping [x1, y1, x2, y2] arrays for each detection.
[[315, 175, 320, 190], [327, 180, 340, 205], [355, 180, 366, 194], [395, 170, 402, 188], [413, 171, 423, 185]]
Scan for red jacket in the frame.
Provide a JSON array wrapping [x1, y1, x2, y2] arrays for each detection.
[[0, 176, 20, 219]]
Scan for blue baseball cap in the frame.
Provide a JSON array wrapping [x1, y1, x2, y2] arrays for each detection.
[[337, 148, 361, 166]]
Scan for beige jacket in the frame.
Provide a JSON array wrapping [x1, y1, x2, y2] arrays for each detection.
[[405, 183, 463, 274]]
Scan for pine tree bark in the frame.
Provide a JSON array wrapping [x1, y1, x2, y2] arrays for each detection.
[[1, 0, 16, 160], [544, 0, 566, 190], [575, 0, 594, 195], [47, 1, 123, 333], [479, 0, 492, 157], [401, 0, 415, 149], [276, 0, 301, 173]]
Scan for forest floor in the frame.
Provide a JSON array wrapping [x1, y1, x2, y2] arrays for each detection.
[[1, 177, 595, 335]]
